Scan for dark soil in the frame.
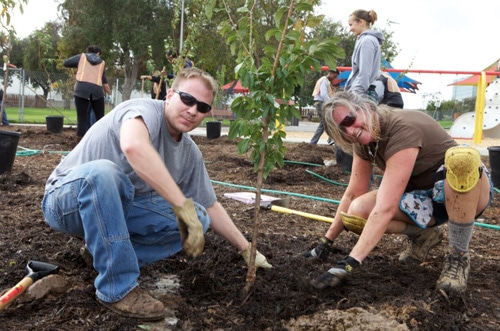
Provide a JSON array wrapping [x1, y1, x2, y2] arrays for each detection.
[[0, 126, 499, 330]]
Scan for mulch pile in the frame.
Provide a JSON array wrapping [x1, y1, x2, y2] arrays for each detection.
[[0, 126, 499, 330]]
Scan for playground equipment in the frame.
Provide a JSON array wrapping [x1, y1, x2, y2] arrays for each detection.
[[326, 63, 500, 142], [450, 78, 500, 139]]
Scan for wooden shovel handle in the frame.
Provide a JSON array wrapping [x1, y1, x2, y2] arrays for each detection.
[[269, 205, 334, 223], [0, 277, 33, 311], [155, 66, 167, 100]]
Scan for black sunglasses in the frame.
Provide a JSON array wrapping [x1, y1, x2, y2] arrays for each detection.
[[339, 113, 356, 130], [174, 90, 212, 114]]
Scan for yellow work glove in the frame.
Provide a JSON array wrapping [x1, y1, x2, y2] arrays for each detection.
[[340, 212, 367, 235], [240, 243, 272, 269], [173, 198, 205, 258]]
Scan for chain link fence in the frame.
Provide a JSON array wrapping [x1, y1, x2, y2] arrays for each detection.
[[2, 69, 241, 122], [2, 69, 154, 122]]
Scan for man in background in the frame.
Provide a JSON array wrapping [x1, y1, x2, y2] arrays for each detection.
[[377, 72, 404, 108], [0, 89, 9, 126], [309, 69, 340, 145], [63, 45, 112, 139], [141, 69, 167, 100]]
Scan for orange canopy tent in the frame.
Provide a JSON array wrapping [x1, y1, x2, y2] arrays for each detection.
[[449, 58, 500, 86], [222, 80, 249, 93]]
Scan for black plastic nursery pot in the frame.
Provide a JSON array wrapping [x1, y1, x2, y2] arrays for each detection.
[[206, 121, 222, 139], [46, 116, 64, 134], [487, 146, 500, 188], [0, 130, 22, 174], [335, 146, 353, 172]]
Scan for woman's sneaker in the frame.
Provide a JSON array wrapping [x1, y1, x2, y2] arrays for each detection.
[[303, 237, 333, 259], [436, 249, 470, 293], [399, 226, 444, 265]]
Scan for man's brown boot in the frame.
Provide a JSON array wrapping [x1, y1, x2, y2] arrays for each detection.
[[79, 245, 93, 268], [98, 287, 166, 321]]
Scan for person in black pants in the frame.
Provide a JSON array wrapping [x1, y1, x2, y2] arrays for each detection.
[[309, 69, 340, 145], [63, 45, 111, 138], [141, 69, 167, 101]]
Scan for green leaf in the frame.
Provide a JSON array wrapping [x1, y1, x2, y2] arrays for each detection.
[[274, 7, 287, 29], [205, 0, 216, 20], [264, 28, 281, 42]]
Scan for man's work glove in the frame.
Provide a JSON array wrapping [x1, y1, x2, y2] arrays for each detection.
[[240, 243, 272, 269], [310, 256, 361, 289], [173, 198, 205, 258], [303, 236, 333, 259]]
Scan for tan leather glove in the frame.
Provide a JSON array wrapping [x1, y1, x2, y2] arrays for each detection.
[[173, 198, 205, 258], [240, 243, 272, 269]]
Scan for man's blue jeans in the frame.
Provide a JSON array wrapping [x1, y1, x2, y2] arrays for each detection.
[[1, 107, 9, 125], [309, 101, 324, 144], [41, 160, 211, 303]]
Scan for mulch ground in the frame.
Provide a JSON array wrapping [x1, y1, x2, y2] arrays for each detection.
[[0, 125, 499, 330]]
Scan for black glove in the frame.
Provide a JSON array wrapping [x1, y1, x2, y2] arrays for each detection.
[[310, 256, 361, 289], [303, 236, 333, 259]]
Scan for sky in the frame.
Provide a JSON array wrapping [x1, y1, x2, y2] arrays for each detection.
[[318, 1, 500, 108], [10, 0, 60, 38], [8, 0, 500, 108]]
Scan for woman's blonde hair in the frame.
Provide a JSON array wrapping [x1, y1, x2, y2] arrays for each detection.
[[323, 92, 388, 155]]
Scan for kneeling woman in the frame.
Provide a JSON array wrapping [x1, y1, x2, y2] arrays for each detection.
[[304, 92, 493, 294]]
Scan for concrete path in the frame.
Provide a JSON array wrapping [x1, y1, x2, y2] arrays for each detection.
[[11, 121, 497, 156]]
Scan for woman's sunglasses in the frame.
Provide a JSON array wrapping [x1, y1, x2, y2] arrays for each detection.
[[339, 113, 356, 130], [174, 90, 212, 114]]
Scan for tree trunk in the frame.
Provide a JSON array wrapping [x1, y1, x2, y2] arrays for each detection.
[[241, 115, 271, 300], [120, 59, 141, 101]]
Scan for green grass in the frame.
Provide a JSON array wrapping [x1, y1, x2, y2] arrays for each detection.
[[4, 106, 453, 130], [4, 107, 78, 125], [438, 120, 453, 129], [5, 107, 234, 127]]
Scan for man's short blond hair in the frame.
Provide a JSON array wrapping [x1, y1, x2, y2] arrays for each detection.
[[171, 67, 218, 101]]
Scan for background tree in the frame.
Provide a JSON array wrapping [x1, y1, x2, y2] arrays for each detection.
[[424, 97, 477, 120], [3, 0, 403, 111], [58, 0, 177, 100], [296, 17, 401, 107], [21, 22, 64, 106], [296, 18, 348, 107], [0, 0, 28, 121], [0, 0, 28, 34], [189, 2, 236, 82], [0, 32, 16, 87], [460, 96, 477, 113]]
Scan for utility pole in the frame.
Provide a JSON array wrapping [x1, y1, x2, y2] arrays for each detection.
[[1, 46, 10, 124], [179, 0, 185, 53]]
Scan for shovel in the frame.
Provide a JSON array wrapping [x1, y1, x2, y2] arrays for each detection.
[[155, 66, 166, 100], [0, 260, 59, 311], [224, 192, 334, 223], [260, 203, 334, 223]]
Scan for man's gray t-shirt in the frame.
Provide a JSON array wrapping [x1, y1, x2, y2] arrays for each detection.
[[45, 98, 217, 209]]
